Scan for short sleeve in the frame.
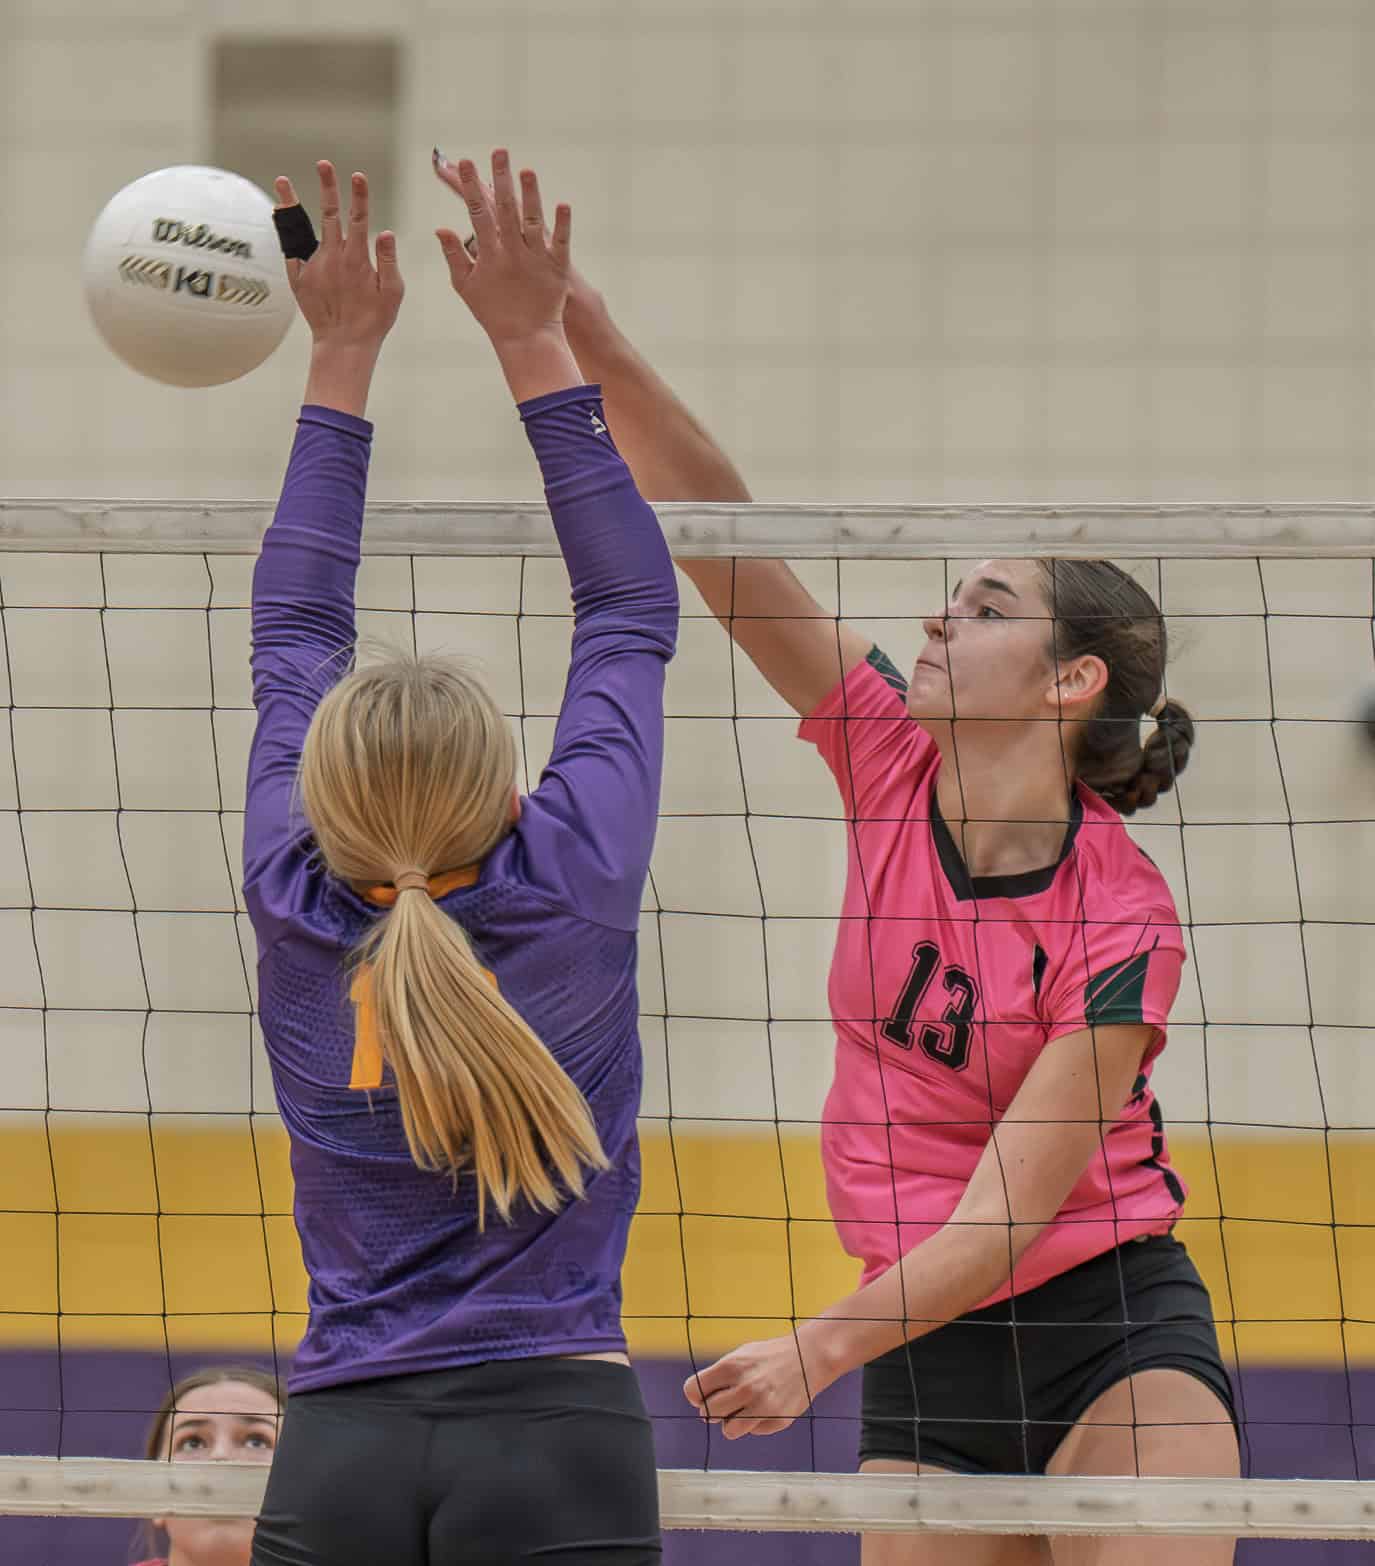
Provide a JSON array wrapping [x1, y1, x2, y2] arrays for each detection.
[[1041, 915, 1185, 1044], [798, 646, 936, 818]]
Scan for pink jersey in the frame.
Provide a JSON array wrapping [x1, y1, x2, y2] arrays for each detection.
[[799, 649, 1188, 1304]]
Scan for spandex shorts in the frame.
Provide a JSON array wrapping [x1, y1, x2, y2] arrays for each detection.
[[860, 1233, 1237, 1475], [251, 1357, 661, 1566]]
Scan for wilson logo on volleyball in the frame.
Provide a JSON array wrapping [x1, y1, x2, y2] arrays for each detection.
[[117, 255, 172, 290], [150, 218, 254, 260]]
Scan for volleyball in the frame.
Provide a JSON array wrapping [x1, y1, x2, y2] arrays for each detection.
[[81, 165, 295, 388]]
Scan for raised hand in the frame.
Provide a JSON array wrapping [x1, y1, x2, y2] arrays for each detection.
[[434, 149, 571, 346], [432, 149, 581, 402], [274, 162, 404, 352], [432, 150, 607, 332]]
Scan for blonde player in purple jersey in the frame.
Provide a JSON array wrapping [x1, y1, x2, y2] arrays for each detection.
[[243, 152, 674, 1564], [543, 260, 1240, 1565]]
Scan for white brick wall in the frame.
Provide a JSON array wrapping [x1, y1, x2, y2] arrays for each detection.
[[2, 0, 1373, 1134]]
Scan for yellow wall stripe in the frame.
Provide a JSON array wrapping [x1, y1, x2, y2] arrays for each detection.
[[1, 1122, 1370, 1364]]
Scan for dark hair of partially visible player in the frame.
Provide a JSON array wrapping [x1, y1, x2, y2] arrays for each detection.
[[1038, 559, 1195, 816]]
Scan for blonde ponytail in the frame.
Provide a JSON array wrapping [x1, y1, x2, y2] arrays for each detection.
[[366, 889, 607, 1225], [300, 653, 608, 1227]]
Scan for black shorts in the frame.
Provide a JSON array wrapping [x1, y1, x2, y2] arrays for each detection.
[[251, 1358, 661, 1566], [860, 1234, 1237, 1475]]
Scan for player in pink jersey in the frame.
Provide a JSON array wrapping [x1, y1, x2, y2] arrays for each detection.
[[797, 625, 1193, 1300], [554, 271, 1239, 1566]]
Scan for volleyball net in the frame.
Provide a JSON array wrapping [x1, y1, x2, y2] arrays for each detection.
[[0, 500, 1372, 1548]]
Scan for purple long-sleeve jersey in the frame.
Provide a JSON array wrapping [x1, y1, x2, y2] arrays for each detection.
[[243, 388, 678, 1392]]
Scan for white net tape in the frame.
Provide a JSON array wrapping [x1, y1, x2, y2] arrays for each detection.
[[4, 499, 1375, 557], [1, 1460, 1374, 1538]]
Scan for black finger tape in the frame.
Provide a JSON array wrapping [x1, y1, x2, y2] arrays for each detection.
[[273, 204, 319, 262]]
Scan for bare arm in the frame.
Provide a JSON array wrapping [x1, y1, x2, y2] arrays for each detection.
[[563, 288, 870, 716], [430, 155, 867, 713], [685, 1021, 1155, 1435]]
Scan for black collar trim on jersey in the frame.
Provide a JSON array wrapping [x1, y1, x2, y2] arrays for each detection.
[[930, 790, 1084, 902]]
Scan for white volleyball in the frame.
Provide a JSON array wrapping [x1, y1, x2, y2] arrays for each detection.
[[82, 165, 295, 388]]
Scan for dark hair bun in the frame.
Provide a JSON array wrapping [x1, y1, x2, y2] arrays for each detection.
[[1102, 699, 1195, 816]]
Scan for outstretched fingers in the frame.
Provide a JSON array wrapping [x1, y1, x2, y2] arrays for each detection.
[[374, 231, 403, 298], [272, 176, 306, 284], [432, 147, 462, 197], [518, 168, 545, 241], [316, 160, 343, 247], [274, 159, 403, 350], [434, 150, 495, 219], [344, 171, 370, 258], [491, 147, 524, 244], [549, 201, 572, 267], [456, 157, 499, 256], [435, 226, 474, 290]]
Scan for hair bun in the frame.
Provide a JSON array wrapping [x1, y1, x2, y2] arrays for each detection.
[[1102, 697, 1196, 816], [1155, 699, 1194, 742]]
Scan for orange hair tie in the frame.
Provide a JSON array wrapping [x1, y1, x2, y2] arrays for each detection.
[[362, 866, 480, 908], [347, 864, 495, 1092]]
